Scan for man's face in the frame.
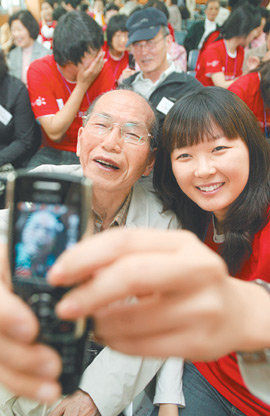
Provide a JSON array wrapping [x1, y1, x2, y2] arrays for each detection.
[[131, 29, 170, 82], [205, 1, 220, 22], [77, 90, 156, 195]]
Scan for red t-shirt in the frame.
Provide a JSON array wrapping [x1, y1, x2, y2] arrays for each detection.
[[27, 54, 116, 153], [196, 39, 244, 86], [229, 72, 270, 136], [195, 217, 270, 416], [102, 42, 129, 81]]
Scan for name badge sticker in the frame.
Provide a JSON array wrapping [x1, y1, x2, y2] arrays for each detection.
[[156, 97, 174, 115], [56, 98, 64, 110], [0, 105, 12, 126]]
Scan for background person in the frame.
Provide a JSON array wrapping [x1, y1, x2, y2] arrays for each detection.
[[196, 3, 261, 88], [8, 9, 51, 84], [39, 0, 56, 50], [152, 86, 270, 415], [0, 50, 41, 170], [184, 0, 220, 55], [27, 11, 115, 168], [103, 14, 129, 81], [229, 61, 270, 138]]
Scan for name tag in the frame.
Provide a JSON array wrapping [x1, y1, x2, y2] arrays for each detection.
[[156, 97, 174, 115], [0, 105, 12, 126], [56, 98, 64, 110]]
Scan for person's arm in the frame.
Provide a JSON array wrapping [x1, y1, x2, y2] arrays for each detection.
[[48, 228, 270, 360], [0, 83, 40, 167], [49, 347, 163, 416], [211, 72, 239, 89], [27, 51, 105, 142], [154, 358, 185, 409]]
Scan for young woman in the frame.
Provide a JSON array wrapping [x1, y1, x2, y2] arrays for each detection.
[[8, 10, 51, 84], [153, 87, 270, 416], [196, 4, 261, 88], [103, 14, 129, 81], [229, 61, 270, 138]]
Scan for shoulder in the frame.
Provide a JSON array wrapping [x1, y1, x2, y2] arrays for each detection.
[[29, 54, 54, 71], [127, 182, 180, 230], [33, 41, 52, 56], [1, 74, 26, 98]]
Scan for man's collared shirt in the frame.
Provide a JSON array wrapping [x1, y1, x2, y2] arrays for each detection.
[[131, 62, 180, 99], [93, 191, 132, 233]]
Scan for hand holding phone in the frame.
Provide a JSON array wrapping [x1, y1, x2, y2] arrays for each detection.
[[6, 170, 92, 395]]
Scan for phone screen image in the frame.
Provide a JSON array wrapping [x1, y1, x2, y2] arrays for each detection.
[[14, 202, 80, 281]]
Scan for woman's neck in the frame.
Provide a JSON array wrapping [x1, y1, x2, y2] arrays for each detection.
[[109, 47, 124, 59], [225, 38, 240, 54], [23, 38, 34, 49]]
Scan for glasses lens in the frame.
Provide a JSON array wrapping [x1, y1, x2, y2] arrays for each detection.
[[122, 123, 147, 145], [90, 114, 111, 136]]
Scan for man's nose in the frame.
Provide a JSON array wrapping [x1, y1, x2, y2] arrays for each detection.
[[194, 157, 216, 178], [101, 125, 122, 152]]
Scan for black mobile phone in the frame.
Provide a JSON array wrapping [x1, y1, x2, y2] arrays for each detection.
[[6, 170, 93, 395], [128, 53, 136, 70]]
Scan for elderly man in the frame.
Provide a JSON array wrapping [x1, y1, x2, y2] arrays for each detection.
[[0, 89, 182, 416], [184, 0, 220, 54], [121, 7, 201, 139]]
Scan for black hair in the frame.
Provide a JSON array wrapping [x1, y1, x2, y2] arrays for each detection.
[[42, 0, 55, 8], [107, 14, 128, 49], [53, 11, 104, 66], [9, 10, 39, 40], [52, 6, 67, 20], [264, 19, 270, 34], [64, 0, 81, 9], [144, 0, 169, 19], [260, 7, 269, 20], [154, 87, 270, 275], [251, 61, 270, 107], [219, 3, 261, 39], [0, 50, 8, 82], [205, 0, 220, 7], [104, 3, 119, 15]]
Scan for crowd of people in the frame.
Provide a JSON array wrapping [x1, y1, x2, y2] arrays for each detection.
[[0, 0, 270, 415]]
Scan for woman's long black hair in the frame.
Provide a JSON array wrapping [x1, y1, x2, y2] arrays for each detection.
[[154, 87, 270, 275]]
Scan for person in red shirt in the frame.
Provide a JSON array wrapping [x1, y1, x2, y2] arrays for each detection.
[[39, 0, 56, 50], [229, 61, 270, 139], [27, 11, 116, 168], [196, 4, 261, 88], [153, 86, 270, 416], [103, 14, 129, 81]]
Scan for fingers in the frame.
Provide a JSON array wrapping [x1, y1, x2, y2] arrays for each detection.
[[0, 348, 61, 403], [0, 282, 38, 342], [48, 229, 194, 287]]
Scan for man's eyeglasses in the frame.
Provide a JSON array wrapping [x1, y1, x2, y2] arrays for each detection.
[[87, 113, 152, 146], [132, 35, 166, 52]]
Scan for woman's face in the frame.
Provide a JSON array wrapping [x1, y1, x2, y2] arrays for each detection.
[[11, 19, 33, 48], [170, 129, 250, 222], [241, 26, 261, 47], [41, 2, 54, 22], [111, 31, 128, 53]]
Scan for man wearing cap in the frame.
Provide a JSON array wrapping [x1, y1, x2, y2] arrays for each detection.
[[122, 7, 201, 140]]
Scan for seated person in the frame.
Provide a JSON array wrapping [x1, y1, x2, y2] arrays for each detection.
[[229, 61, 270, 138], [8, 9, 51, 84], [39, 0, 56, 50], [184, 0, 220, 55], [243, 19, 270, 72], [166, 0, 182, 31], [27, 11, 116, 168], [0, 50, 40, 170], [103, 14, 129, 81], [196, 3, 261, 88]]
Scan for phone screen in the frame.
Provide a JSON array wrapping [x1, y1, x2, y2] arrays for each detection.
[[14, 202, 80, 281]]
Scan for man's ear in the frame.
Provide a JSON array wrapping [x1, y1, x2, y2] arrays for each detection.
[[143, 149, 157, 177], [166, 33, 173, 49], [77, 127, 83, 157]]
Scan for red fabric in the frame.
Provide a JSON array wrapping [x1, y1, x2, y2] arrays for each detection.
[[168, 23, 175, 42], [102, 41, 129, 80], [27, 55, 116, 153], [195, 217, 270, 416], [196, 30, 220, 71], [229, 72, 270, 135], [196, 39, 244, 86], [39, 20, 56, 49]]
